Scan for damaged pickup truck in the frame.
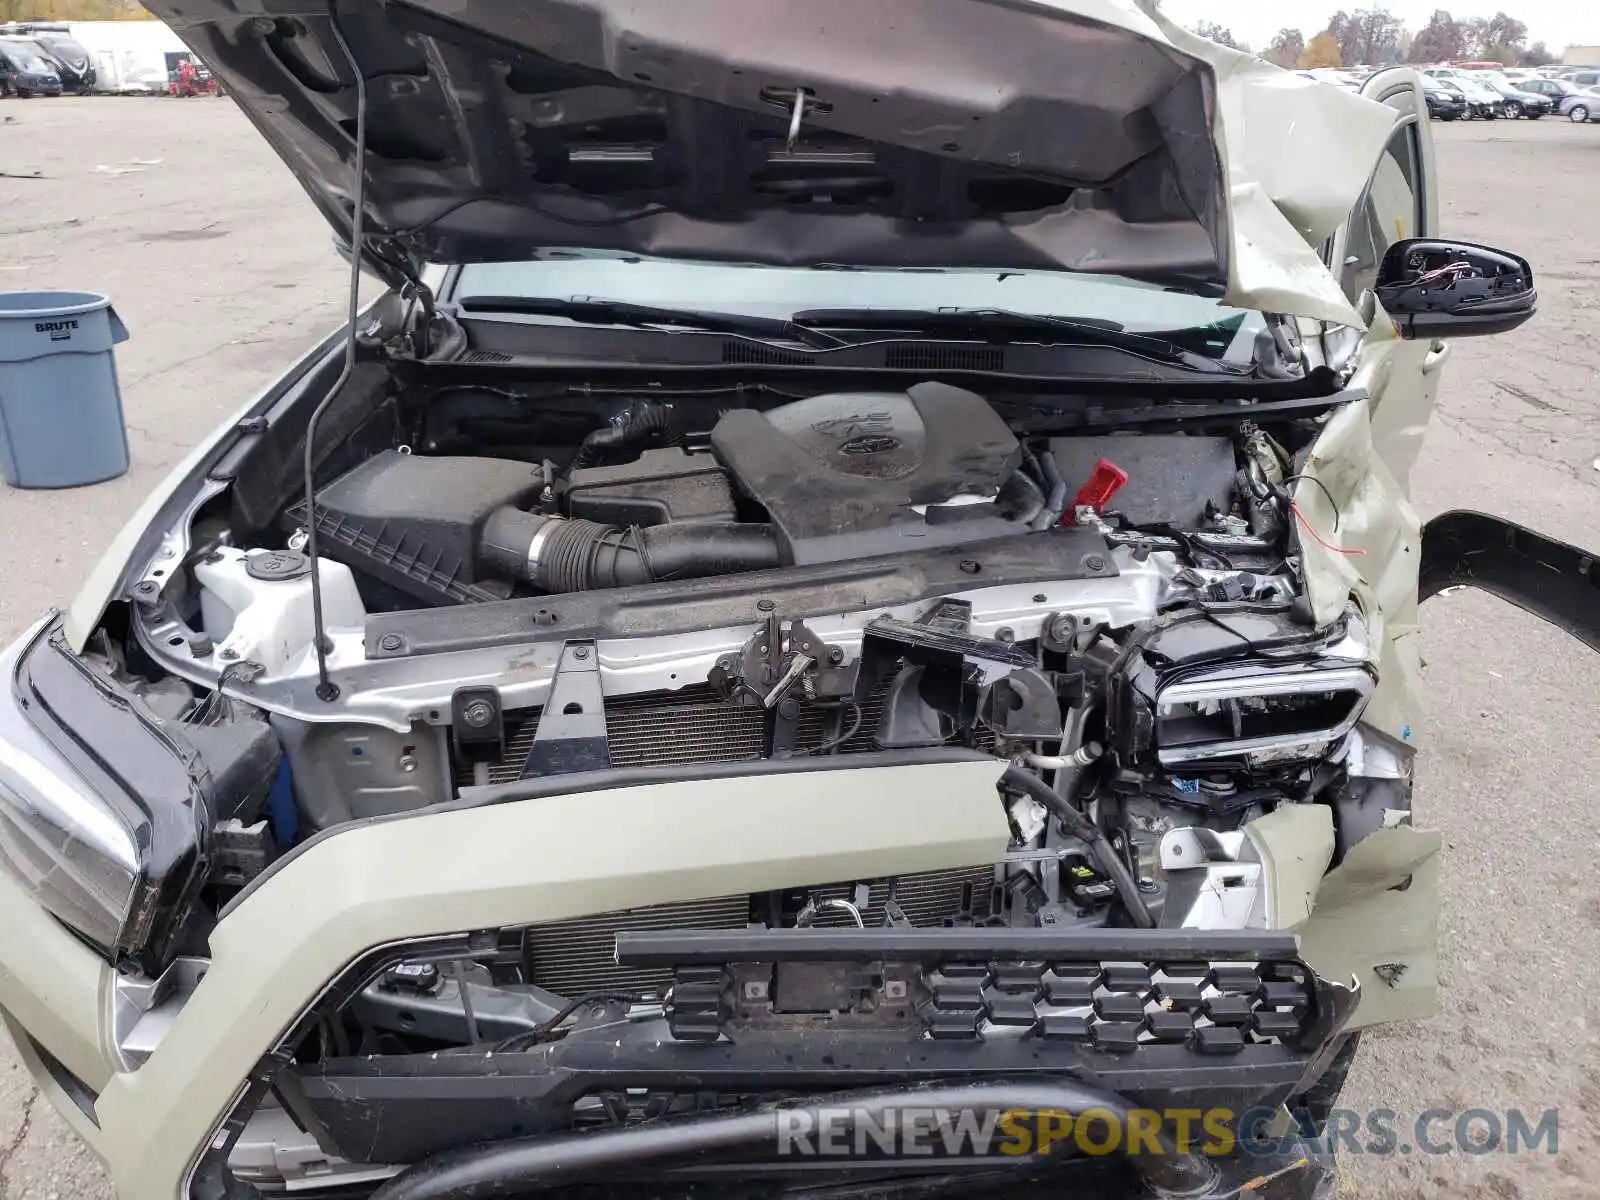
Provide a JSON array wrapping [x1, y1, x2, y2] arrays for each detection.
[[0, 2, 1586, 1198]]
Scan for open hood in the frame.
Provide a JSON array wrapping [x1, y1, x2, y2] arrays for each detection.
[[146, 0, 1397, 324]]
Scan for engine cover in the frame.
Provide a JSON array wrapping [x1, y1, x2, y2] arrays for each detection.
[[709, 382, 1022, 564]]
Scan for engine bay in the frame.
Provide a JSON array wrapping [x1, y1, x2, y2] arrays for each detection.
[[76, 364, 1407, 1182], [292, 381, 1077, 605], [101, 369, 1393, 945]]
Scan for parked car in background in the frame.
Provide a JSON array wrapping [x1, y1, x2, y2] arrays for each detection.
[[1306, 66, 1364, 91], [0, 21, 95, 91], [1518, 77, 1600, 123], [0, 36, 63, 96], [1443, 73, 1505, 118], [1560, 69, 1600, 88], [1475, 74, 1550, 118], [1421, 75, 1468, 120]]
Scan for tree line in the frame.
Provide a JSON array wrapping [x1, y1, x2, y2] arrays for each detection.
[[0, 0, 148, 17], [1192, 9, 1557, 70], [0, 3, 1560, 72]]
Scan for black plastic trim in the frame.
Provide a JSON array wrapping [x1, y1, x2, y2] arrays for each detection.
[[366, 529, 1118, 658], [345, 1078, 1217, 1200], [615, 925, 1301, 965], [189, 928, 1340, 1200], [296, 1026, 1320, 1183], [27, 1034, 100, 1128], [1419, 510, 1600, 651], [300, 1031, 1317, 1100]]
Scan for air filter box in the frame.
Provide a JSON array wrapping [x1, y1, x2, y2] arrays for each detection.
[[288, 451, 545, 606]]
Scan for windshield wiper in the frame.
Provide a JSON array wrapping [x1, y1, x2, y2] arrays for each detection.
[[790, 307, 1249, 374], [456, 295, 841, 350]]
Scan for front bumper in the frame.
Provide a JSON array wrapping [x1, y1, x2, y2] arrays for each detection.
[[0, 751, 1353, 1200], [0, 749, 1012, 1197]]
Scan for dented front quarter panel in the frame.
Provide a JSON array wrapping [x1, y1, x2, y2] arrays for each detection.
[[1264, 300, 1445, 1029], [1294, 312, 1432, 749], [1245, 803, 1441, 1031]]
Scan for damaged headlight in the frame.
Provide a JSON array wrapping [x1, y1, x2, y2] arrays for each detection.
[[0, 618, 209, 969], [1116, 608, 1376, 768]]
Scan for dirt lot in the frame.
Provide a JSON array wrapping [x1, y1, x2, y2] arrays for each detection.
[[1, 98, 1597, 1199]]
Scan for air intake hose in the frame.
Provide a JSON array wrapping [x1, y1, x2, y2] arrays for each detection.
[[569, 403, 682, 470], [480, 509, 781, 593]]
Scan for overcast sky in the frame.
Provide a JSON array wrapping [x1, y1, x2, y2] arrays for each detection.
[[1159, 2, 1600, 53]]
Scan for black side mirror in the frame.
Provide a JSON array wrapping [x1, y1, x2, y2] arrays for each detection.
[[1374, 238, 1536, 339]]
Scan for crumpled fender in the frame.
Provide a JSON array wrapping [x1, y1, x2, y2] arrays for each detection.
[[1247, 803, 1441, 1031]]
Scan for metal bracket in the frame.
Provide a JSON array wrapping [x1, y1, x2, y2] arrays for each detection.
[[708, 612, 854, 709], [451, 686, 505, 764], [788, 618, 853, 698], [520, 641, 610, 778]]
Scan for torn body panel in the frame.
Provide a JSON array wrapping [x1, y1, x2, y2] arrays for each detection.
[[1244, 799, 1440, 1031]]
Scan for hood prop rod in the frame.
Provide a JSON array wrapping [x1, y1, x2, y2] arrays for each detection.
[[302, 8, 371, 703]]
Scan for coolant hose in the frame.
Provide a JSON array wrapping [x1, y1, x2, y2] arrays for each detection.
[[1000, 764, 1156, 929], [365, 1078, 1216, 1200], [1030, 449, 1068, 531], [480, 509, 781, 593]]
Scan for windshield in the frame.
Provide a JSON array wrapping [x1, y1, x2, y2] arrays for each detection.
[[0, 44, 49, 71], [455, 255, 1264, 362], [37, 36, 87, 63]]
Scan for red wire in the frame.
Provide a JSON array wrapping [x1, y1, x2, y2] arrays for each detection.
[[1291, 501, 1367, 557]]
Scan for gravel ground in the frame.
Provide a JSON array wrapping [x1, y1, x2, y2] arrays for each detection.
[[0, 98, 1597, 1199]]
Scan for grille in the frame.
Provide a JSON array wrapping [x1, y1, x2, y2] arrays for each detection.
[[460, 349, 513, 363], [524, 866, 996, 997]]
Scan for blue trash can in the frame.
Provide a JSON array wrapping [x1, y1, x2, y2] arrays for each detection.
[[0, 291, 131, 489]]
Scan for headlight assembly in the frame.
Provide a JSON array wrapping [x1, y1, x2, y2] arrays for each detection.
[[0, 730, 144, 954], [0, 618, 210, 970], [1113, 606, 1376, 769]]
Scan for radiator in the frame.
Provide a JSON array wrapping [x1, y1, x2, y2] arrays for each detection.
[[523, 865, 997, 997], [460, 684, 996, 996], [456, 680, 981, 788]]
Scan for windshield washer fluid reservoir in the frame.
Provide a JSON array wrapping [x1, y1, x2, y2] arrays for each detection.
[[194, 547, 365, 677]]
